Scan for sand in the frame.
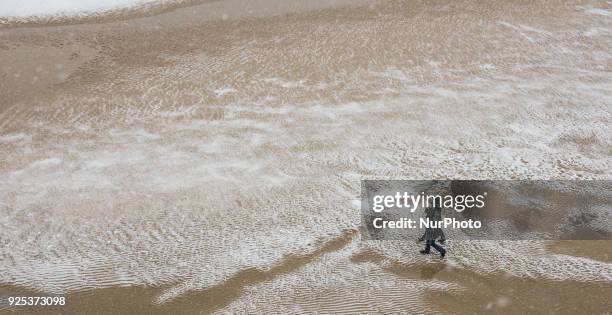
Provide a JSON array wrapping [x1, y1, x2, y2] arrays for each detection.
[[1, 0, 611, 313]]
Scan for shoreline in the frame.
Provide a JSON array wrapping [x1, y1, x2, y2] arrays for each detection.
[[0, 0, 210, 29], [0, 0, 376, 30]]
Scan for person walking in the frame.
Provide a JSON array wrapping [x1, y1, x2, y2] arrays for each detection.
[[419, 205, 446, 258]]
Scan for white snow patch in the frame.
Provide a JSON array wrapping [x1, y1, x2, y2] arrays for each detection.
[[586, 8, 612, 17], [0, 0, 162, 18], [0, 133, 31, 143], [30, 158, 62, 168], [213, 87, 238, 97]]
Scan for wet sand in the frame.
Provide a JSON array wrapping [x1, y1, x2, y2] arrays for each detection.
[[1, 0, 612, 313]]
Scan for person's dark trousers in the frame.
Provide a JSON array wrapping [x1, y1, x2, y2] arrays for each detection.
[[424, 240, 445, 254]]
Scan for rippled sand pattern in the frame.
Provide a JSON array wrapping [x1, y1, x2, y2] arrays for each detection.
[[1, 0, 611, 313]]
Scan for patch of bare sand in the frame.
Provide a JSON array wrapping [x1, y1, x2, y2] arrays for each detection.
[[0, 41, 99, 107], [548, 240, 612, 263]]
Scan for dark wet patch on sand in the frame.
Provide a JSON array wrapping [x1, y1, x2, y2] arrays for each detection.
[[547, 240, 612, 263]]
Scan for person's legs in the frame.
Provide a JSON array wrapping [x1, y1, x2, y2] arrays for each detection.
[[429, 240, 442, 252], [429, 240, 446, 258]]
